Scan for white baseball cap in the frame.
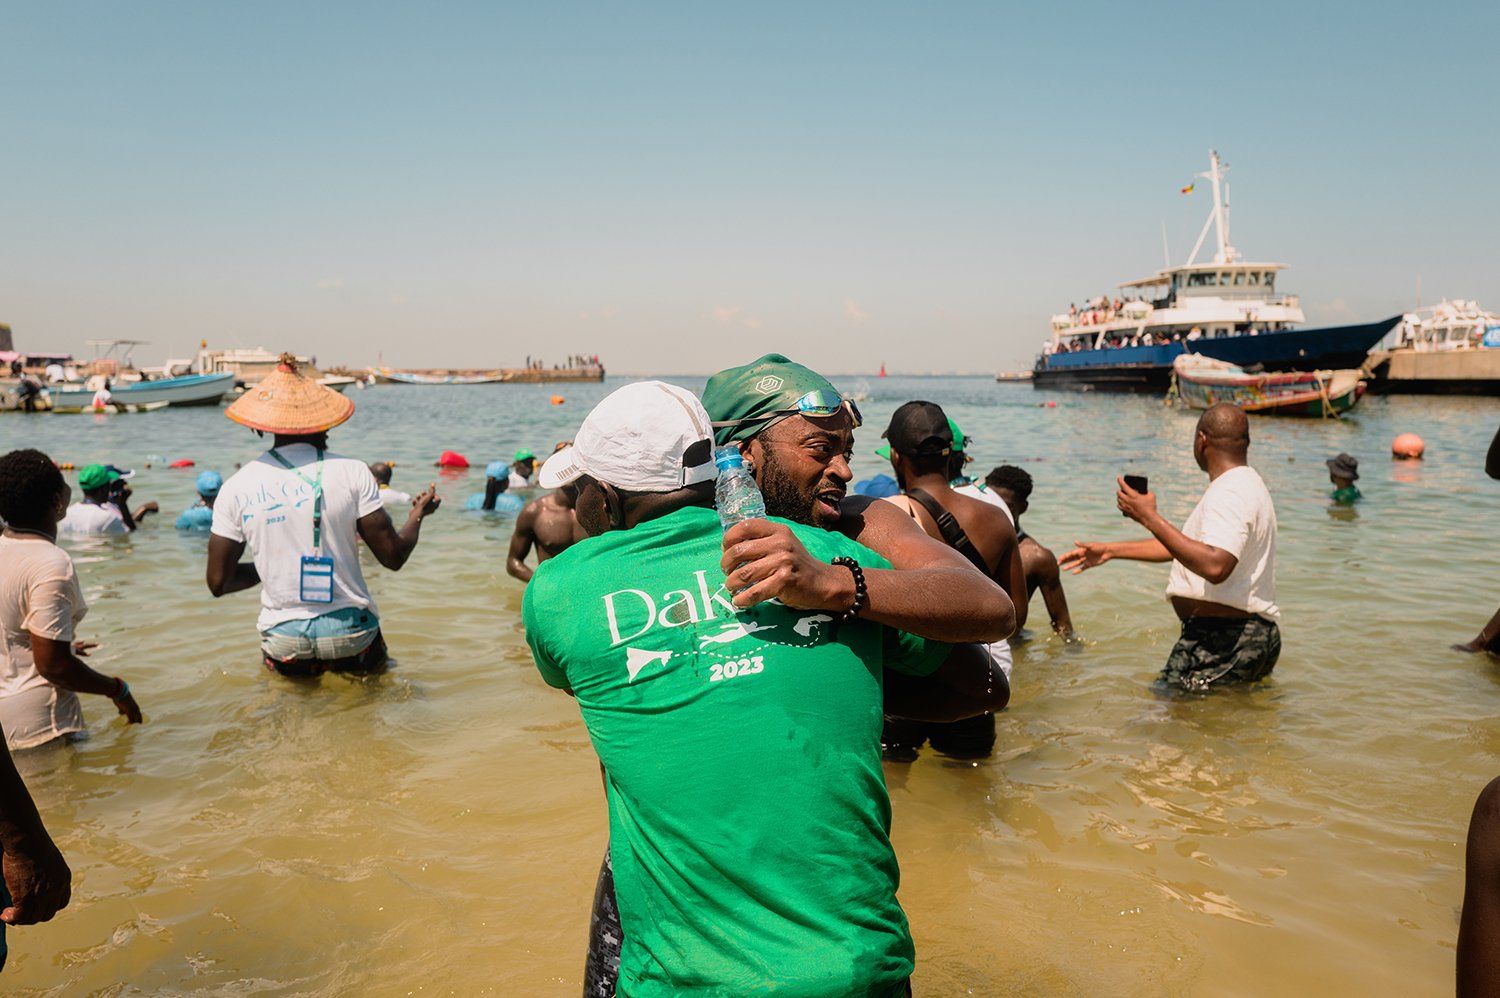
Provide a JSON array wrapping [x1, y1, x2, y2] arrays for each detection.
[[539, 381, 717, 492]]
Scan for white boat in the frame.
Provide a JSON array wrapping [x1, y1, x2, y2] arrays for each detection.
[[1032, 151, 1398, 392], [195, 346, 332, 387], [46, 371, 236, 411], [1366, 300, 1500, 395]]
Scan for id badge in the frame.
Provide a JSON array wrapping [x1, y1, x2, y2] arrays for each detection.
[[299, 555, 335, 604]]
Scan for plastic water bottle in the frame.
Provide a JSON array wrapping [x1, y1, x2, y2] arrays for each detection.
[[714, 446, 765, 529]]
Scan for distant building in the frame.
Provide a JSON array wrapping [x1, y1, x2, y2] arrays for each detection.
[[0, 324, 12, 353]]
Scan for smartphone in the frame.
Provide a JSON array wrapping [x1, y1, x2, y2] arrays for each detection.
[[1122, 474, 1148, 516]]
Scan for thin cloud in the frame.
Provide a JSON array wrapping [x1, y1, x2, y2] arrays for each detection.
[[844, 299, 868, 323], [315, 277, 344, 290], [710, 305, 762, 329]]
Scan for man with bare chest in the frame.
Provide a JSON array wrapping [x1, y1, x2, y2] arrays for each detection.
[[506, 485, 585, 583]]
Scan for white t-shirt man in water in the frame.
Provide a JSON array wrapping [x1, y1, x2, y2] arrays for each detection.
[[1060, 404, 1281, 691], [204, 355, 440, 678]]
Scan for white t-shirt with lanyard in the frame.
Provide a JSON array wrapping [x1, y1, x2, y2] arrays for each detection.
[[211, 444, 384, 632]]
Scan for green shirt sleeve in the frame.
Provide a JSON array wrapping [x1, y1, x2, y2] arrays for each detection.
[[788, 518, 951, 678], [521, 570, 570, 690]]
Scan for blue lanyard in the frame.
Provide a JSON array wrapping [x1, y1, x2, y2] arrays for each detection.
[[269, 447, 325, 553]]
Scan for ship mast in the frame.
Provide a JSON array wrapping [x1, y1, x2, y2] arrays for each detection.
[[1184, 150, 1240, 266]]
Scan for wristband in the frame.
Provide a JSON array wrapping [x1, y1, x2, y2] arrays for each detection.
[[830, 557, 868, 622], [111, 678, 130, 701]]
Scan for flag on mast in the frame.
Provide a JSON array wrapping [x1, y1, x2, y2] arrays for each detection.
[[1180, 183, 1195, 195]]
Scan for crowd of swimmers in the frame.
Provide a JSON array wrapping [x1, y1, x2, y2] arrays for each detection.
[[1, 350, 1499, 991]]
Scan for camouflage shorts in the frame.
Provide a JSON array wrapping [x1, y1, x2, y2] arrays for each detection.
[[1161, 616, 1281, 691]]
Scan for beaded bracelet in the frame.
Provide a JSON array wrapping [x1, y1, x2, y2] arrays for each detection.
[[831, 557, 868, 622]]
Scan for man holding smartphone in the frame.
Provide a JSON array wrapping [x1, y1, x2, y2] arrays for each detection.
[[58, 465, 156, 535], [1059, 403, 1280, 691]]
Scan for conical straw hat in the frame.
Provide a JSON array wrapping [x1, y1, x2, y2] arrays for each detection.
[[225, 353, 354, 434]]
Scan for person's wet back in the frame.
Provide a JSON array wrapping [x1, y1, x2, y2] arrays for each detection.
[[205, 355, 441, 679], [525, 381, 1007, 996]]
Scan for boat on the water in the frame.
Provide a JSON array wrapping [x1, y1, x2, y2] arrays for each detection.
[[1171, 354, 1366, 417], [46, 371, 236, 411], [1364, 299, 1500, 396], [1031, 151, 1398, 392], [994, 371, 1033, 383]]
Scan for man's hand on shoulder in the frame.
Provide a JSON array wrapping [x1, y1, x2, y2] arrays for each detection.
[[721, 519, 854, 612]]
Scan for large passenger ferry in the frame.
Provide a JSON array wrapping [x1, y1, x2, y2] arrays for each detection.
[[1031, 152, 1399, 392]]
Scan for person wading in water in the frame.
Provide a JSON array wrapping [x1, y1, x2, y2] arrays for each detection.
[[1060, 403, 1280, 691], [874, 400, 1028, 761], [506, 484, 584, 583], [205, 355, 440, 678]]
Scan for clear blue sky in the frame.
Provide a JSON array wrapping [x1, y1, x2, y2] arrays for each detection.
[[2, 1, 1495, 374]]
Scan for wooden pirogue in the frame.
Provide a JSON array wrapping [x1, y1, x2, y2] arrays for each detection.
[[1170, 353, 1367, 418]]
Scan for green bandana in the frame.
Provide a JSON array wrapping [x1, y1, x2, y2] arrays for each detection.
[[701, 354, 841, 445]]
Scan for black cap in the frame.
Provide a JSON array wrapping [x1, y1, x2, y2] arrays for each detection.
[[1326, 453, 1359, 480], [883, 400, 953, 457]]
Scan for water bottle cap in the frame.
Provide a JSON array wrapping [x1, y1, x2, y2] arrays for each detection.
[[713, 446, 744, 471]]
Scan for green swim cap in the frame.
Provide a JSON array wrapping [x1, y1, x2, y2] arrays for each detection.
[[514, 448, 535, 461], [701, 354, 841, 445]]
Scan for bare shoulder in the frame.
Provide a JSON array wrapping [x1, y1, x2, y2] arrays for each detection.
[[837, 493, 919, 541]]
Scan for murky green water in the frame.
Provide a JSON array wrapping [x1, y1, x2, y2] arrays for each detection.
[[1, 377, 1497, 994]]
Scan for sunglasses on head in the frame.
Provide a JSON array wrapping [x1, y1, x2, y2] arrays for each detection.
[[712, 390, 864, 430]]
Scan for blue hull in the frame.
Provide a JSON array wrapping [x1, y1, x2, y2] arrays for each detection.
[[47, 371, 236, 409], [1032, 316, 1400, 393]]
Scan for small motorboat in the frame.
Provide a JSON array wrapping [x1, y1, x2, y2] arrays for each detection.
[[1171, 354, 1366, 417], [46, 371, 236, 411]]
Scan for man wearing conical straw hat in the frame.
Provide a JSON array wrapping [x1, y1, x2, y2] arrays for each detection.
[[205, 354, 441, 677]]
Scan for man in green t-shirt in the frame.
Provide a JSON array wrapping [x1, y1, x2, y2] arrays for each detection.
[[584, 355, 1020, 995], [525, 381, 1006, 997]]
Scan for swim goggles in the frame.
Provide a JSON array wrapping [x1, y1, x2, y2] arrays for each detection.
[[712, 390, 864, 430]]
